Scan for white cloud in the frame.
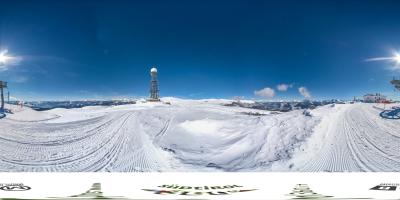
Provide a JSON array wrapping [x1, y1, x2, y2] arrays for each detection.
[[277, 83, 293, 91], [13, 76, 29, 83], [298, 87, 311, 99], [0, 64, 10, 71], [387, 65, 400, 72], [254, 87, 275, 98]]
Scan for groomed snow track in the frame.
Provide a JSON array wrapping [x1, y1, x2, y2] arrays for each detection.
[[295, 104, 400, 172], [0, 101, 399, 172], [0, 110, 174, 172]]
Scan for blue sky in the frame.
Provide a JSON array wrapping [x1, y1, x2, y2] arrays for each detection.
[[1, 0, 400, 101]]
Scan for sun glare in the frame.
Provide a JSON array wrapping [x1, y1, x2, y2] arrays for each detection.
[[393, 52, 400, 64], [0, 50, 12, 63]]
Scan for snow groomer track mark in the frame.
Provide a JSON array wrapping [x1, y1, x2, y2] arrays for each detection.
[[0, 100, 399, 172], [298, 104, 400, 172]]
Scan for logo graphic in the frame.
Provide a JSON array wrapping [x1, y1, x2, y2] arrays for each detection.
[[0, 183, 212, 200], [142, 184, 257, 196], [287, 184, 333, 199], [370, 183, 400, 191], [0, 183, 31, 191], [287, 184, 381, 200], [0, 183, 122, 199]]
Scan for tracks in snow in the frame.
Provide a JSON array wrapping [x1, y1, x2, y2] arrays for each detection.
[[0, 103, 399, 172], [299, 104, 400, 172], [0, 111, 175, 172]]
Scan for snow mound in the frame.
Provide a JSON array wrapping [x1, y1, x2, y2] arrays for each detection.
[[0, 101, 399, 172], [179, 119, 223, 135], [4, 104, 59, 122], [157, 108, 320, 171]]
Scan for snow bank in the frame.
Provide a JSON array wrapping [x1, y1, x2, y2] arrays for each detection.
[[0, 101, 399, 172], [179, 119, 224, 135], [4, 104, 59, 122], [157, 107, 321, 171]]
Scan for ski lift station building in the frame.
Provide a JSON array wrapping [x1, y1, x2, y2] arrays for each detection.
[[363, 93, 387, 103]]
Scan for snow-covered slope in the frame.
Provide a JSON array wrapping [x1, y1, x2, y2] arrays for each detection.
[[3, 104, 59, 122], [0, 100, 398, 172], [287, 103, 400, 172]]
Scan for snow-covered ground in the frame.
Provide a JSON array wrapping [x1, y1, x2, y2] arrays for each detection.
[[0, 99, 399, 172]]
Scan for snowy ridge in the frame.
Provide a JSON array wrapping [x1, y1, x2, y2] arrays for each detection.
[[4, 104, 59, 122], [289, 104, 400, 172], [0, 101, 399, 172]]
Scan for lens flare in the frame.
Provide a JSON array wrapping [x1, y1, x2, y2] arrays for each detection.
[[0, 50, 13, 64], [366, 51, 400, 64], [394, 52, 400, 64]]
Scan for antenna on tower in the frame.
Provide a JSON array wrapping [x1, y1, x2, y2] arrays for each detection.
[[148, 67, 160, 102]]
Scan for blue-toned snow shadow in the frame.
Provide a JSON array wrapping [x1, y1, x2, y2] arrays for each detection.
[[380, 108, 400, 119], [0, 108, 7, 119]]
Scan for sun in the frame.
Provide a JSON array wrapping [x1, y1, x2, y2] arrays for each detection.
[[393, 52, 400, 64], [0, 50, 12, 64]]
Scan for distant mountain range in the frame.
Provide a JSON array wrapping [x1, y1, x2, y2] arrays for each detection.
[[9, 100, 136, 111], [225, 99, 345, 112], [9, 99, 347, 112]]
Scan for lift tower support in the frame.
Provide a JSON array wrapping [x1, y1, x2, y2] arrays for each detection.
[[0, 81, 7, 111]]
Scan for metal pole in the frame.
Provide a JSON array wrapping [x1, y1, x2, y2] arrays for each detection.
[[1, 86, 4, 110]]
